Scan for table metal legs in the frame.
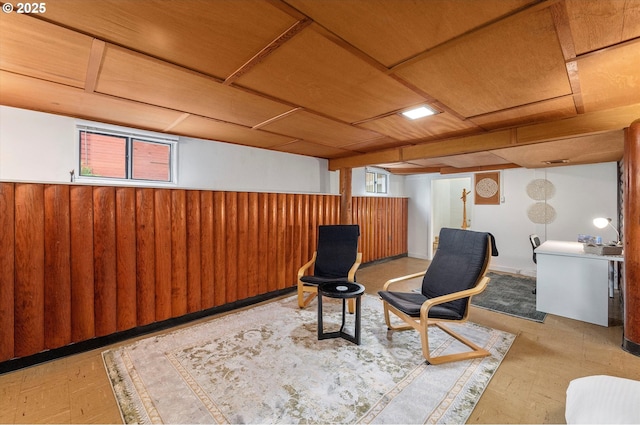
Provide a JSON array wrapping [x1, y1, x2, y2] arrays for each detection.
[[317, 294, 361, 345]]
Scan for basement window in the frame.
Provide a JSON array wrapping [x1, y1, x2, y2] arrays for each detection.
[[76, 122, 177, 185], [365, 169, 388, 194]]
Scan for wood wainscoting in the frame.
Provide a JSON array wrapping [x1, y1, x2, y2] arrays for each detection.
[[0, 182, 407, 362]]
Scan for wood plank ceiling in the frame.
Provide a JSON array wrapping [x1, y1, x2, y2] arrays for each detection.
[[1, 0, 639, 174]]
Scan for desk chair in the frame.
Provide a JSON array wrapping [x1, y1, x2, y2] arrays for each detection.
[[529, 234, 541, 294]]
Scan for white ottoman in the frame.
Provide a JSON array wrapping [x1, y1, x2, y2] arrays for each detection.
[[566, 375, 640, 424]]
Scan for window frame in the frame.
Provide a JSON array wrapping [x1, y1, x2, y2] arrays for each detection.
[[365, 168, 389, 194], [75, 120, 178, 187]]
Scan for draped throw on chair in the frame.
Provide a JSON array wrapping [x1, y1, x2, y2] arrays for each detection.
[[297, 225, 362, 309], [379, 227, 496, 364]]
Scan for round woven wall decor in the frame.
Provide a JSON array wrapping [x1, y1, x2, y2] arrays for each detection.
[[475, 177, 499, 198], [526, 179, 555, 201], [527, 202, 557, 224]]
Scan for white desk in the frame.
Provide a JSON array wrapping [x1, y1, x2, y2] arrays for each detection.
[[535, 240, 624, 327]]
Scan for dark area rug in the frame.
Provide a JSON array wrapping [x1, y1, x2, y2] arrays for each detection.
[[472, 272, 546, 322]]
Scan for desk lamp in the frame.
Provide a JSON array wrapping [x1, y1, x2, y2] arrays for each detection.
[[592, 217, 621, 245]]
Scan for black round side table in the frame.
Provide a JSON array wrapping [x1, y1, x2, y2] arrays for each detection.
[[317, 281, 365, 345]]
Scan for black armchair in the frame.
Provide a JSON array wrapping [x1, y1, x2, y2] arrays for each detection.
[[297, 225, 362, 309], [379, 228, 495, 364]]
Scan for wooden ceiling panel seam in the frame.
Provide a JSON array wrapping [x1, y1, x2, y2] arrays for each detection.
[[468, 96, 578, 131], [393, 7, 572, 118], [548, 1, 585, 114], [565, 0, 640, 55], [224, 18, 313, 86], [84, 39, 106, 93], [571, 36, 640, 63], [389, 0, 558, 74], [163, 113, 192, 133], [252, 108, 304, 130], [231, 24, 426, 123], [309, 21, 391, 75]]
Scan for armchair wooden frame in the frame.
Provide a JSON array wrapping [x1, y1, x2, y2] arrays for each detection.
[[381, 237, 492, 365], [297, 251, 362, 310]]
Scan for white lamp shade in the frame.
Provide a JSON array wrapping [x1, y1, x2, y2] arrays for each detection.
[[593, 217, 611, 229]]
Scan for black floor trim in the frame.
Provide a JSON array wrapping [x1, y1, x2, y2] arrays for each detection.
[[0, 287, 295, 375], [623, 336, 640, 357]]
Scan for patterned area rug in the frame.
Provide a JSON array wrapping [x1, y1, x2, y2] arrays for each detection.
[[103, 295, 515, 424], [472, 272, 547, 322]]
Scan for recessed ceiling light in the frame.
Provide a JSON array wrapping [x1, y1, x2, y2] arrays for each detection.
[[400, 105, 437, 120]]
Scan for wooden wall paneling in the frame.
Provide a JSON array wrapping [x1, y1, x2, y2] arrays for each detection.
[[327, 195, 335, 224], [153, 189, 173, 321], [267, 193, 278, 292], [135, 188, 155, 326], [316, 195, 325, 227], [375, 198, 381, 260], [168, 190, 187, 317], [14, 183, 45, 357], [69, 186, 95, 342], [363, 197, 371, 262], [284, 194, 294, 287], [44, 184, 72, 349], [390, 199, 397, 254], [213, 191, 226, 307], [276, 194, 287, 290], [362, 197, 368, 261], [382, 198, 389, 256], [391, 199, 398, 255], [332, 195, 341, 224], [0, 183, 15, 361], [247, 192, 260, 298], [200, 191, 215, 309], [402, 198, 407, 254], [373, 198, 380, 259], [381, 198, 388, 258], [351, 196, 359, 253], [225, 192, 238, 303], [370, 197, 377, 261], [92, 186, 117, 337], [402, 199, 408, 254], [300, 194, 309, 266], [291, 194, 303, 288], [365, 197, 373, 262], [236, 192, 249, 300], [397, 198, 403, 254], [257, 192, 269, 295], [186, 190, 202, 313], [2, 181, 410, 362], [309, 195, 318, 265], [115, 187, 136, 331]]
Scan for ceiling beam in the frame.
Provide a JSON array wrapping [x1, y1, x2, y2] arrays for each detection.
[[439, 163, 521, 175], [329, 103, 640, 170]]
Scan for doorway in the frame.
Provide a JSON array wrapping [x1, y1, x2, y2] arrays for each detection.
[[430, 177, 472, 258]]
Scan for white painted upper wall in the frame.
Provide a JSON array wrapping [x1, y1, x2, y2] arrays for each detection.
[[0, 106, 339, 194], [405, 163, 619, 276]]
